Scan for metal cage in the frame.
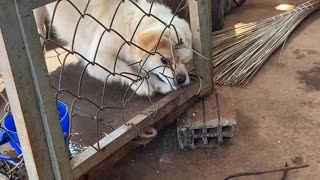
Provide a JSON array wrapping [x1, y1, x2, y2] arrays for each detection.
[[0, 0, 212, 179]]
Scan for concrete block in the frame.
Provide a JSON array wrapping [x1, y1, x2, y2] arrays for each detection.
[[177, 89, 237, 150]]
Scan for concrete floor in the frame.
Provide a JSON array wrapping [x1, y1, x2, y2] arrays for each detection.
[[100, 0, 320, 180]]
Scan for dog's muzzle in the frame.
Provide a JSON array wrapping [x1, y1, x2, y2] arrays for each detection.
[[175, 74, 186, 86], [154, 72, 188, 89]]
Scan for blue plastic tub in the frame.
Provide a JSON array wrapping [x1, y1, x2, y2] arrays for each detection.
[[0, 101, 70, 161]]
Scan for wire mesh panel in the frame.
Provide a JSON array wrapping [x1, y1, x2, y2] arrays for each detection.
[[0, 0, 212, 179], [42, 0, 196, 157], [0, 80, 29, 180]]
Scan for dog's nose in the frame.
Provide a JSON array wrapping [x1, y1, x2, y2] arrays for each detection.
[[176, 74, 186, 86]]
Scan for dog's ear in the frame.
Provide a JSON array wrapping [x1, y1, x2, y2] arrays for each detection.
[[137, 31, 169, 53]]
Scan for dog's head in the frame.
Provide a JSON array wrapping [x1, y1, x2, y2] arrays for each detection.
[[134, 18, 193, 94]]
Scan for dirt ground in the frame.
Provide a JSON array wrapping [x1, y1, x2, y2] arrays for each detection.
[[99, 0, 320, 180]]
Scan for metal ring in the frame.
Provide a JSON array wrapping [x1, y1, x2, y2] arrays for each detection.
[[138, 127, 158, 139]]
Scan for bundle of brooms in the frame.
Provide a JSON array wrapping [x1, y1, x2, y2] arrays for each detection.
[[212, 0, 320, 86]]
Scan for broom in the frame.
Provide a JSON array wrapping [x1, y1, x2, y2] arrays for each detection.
[[212, 0, 320, 86]]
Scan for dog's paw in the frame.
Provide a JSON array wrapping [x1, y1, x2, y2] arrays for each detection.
[[130, 75, 176, 96], [131, 79, 155, 96], [149, 74, 176, 95], [153, 82, 175, 94]]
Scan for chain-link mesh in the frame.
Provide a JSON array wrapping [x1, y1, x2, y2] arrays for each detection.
[[41, 0, 195, 157], [0, 77, 27, 179], [0, 0, 197, 177]]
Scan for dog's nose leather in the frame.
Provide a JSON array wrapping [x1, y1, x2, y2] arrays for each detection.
[[176, 74, 186, 85]]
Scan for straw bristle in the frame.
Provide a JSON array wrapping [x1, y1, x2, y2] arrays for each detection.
[[212, 0, 320, 86]]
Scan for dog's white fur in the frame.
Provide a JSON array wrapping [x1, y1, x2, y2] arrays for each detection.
[[38, 0, 193, 96]]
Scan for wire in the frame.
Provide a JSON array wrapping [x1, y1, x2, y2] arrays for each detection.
[[225, 164, 309, 180]]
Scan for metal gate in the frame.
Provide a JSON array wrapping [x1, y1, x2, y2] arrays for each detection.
[[0, 0, 212, 179]]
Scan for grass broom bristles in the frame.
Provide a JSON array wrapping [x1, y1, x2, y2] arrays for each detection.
[[212, 0, 320, 86]]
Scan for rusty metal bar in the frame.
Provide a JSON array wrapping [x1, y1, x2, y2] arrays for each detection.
[[71, 82, 200, 179]]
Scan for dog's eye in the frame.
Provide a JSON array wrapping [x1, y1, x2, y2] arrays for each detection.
[[161, 57, 169, 65]]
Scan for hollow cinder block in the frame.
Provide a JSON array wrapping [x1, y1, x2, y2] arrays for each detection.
[[177, 89, 237, 150]]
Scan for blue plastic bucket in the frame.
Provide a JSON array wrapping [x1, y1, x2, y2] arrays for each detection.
[[0, 101, 70, 160]]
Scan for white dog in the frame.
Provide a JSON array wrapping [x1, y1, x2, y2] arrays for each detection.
[[36, 0, 193, 96]]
